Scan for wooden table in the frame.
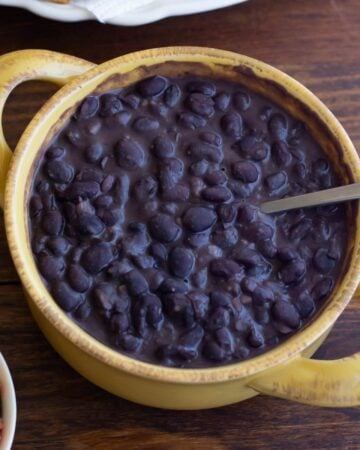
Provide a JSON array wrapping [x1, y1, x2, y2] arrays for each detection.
[[1, 1, 360, 448]]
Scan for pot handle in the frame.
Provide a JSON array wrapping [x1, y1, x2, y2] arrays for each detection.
[[248, 351, 360, 407], [0, 49, 95, 208]]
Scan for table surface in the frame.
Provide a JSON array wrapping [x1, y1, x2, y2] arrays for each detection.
[[1, 1, 360, 448]]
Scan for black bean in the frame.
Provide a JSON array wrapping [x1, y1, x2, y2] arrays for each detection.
[[114, 137, 145, 170], [183, 206, 217, 233], [272, 141, 292, 167], [168, 246, 194, 279], [199, 131, 222, 147], [290, 218, 312, 240], [295, 291, 315, 319], [236, 135, 270, 161], [191, 266, 207, 288], [107, 260, 133, 278], [46, 160, 73, 184], [94, 195, 113, 209], [110, 312, 130, 334], [159, 278, 189, 294], [278, 247, 299, 262], [149, 242, 167, 265], [117, 334, 142, 352], [134, 176, 158, 201], [29, 195, 43, 218], [85, 118, 102, 136], [164, 84, 181, 107], [52, 280, 84, 312], [132, 255, 155, 270], [313, 248, 336, 274], [258, 239, 277, 258], [66, 127, 85, 148], [84, 143, 103, 163], [210, 291, 232, 308], [47, 237, 69, 256], [99, 94, 123, 117], [101, 174, 115, 193], [246, 221, 274, 242], [42, 211, 64, 236], [100, 208, 123, 227], [148, 213, 181, 243], [220, 112, 243, 138], [37, 253, 64, 281], [241, 277, 258, 294], [272, 300, 300, 329], [143, 293, 164, 328], [311, 277, 334, 301], [151, 135, 175, 159], [114, 175, 129, 206], [46, 146, 65, 160], [65, 181, 100, 201], [207, 307, 231, 331], [76, 213, 104, 235], [210, 258, 243, 279], [232, 247, 269, 276], [122, 93, 141, 109], [138, 75, 167, 97], [215, 327, 234, 353], [162, 183, 190, 202], [203, 340, 226, 361], [233, 90, 251, 111], [93, 283, 121, 311], [268, 113, 288, 141], [204, 170, 227, 186], [123, 269, 149, 297], [212, 92, 230, 112], [177, 324, 204, 358], [81, 243, 114, 274], [163, 293, 194, 327], [231, 161, 259, 183], [68, 264, 91, 292], [212, 226, 239, 248], [280, 259, 306, 285], [158, 157, 184, 190], [252, 286, 274, 307], [265, 171, 288, 192], [186, 93, 215, 117], [188, 291, 209, 319], [186, 142, 223, 163], [115, 111, 132, 126], [290, 146, 305, 162], [248, 326, 265, 347], [178, 112, 207, 129], [189, 161, 208, 177], [217, 204, 236, 223], [201, 186, 232, 203], [187, 80, 216, 96], [77, 96, 99, 119], [133, 116, 160, 132], [76, 168, 103, 184]]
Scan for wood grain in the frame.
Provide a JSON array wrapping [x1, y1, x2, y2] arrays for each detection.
[[0, 0, 359, 448]]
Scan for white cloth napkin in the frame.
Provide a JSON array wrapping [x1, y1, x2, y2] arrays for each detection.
[[72, 0, 154, 22]]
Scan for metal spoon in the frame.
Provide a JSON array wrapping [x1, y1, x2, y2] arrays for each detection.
[[260, 182, 360, 214]]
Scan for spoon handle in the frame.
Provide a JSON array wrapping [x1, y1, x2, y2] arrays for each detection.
[[260, 182, 360, 214]]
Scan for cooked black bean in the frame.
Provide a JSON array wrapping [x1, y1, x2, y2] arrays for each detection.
[[220, 112, 243, 138], [148, 213, 181, 243], [30, 74, 346, 369], [114, 137, 145, 170], [138, 75, 167, 97], [46, 160, 73, 183], [52, 280, 84, 312], [201, 186, 232, 203], [133, 116, 159, 132], [272, 141, 292, 167], [272, 300, 300, 329], [231, 161, 259, 183], [265, 171, 288, 192], [183, 206, 217, 232], [168, 246, 194, 279], [268, 113, 288, 141], [68, 264, 91, 292], [81, 243, 114, 274], [214, 92, 230, 111], [187, 80, 216, 96], [233, 90, 251, 111], [186, 93, 215, 117], [236, 135, 270, 161], [186, 142, 223, 163], [280, 259, 306, 285], [42, 211, 64, 236], [210, 258, 243, 279], [77, 96, 99, 119], [37, 253, 64, 281]]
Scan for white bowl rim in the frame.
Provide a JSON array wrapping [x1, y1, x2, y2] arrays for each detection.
[[0, 353, 16, 450]]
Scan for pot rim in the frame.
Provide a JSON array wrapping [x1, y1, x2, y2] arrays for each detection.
[[4, 46, 360, 384]]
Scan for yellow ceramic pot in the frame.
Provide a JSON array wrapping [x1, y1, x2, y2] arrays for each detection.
[[1, 47, 360, 410]]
